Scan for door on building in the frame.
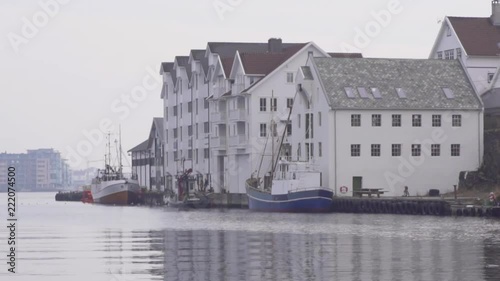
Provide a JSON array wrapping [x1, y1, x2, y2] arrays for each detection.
[[352, 176, 362, 196]]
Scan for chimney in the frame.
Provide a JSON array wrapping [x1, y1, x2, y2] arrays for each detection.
[[492, 0, 500, 26], [268, 38, 283, 53]]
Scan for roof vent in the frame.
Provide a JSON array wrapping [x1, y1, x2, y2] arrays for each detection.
[[443, 88, 455, 99], [344, 87, 356, 98], [371, 88, 382, 99], [396, 88, 407, 99]]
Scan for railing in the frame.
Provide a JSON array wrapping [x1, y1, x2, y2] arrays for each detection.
[[229, 135, 247, 147], [211, 136, 227, 147], [229, 109, 247, 121], [210, 111, 227, 123]]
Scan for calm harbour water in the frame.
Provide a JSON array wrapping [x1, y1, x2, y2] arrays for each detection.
[[0, 193, 500, 281]]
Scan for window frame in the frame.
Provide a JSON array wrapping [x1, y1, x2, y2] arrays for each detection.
[[351, 144, 361, 157], [392, 114, 402, 127], [372, 114, 382, 127], [371, 144, 381, 157], [351, 114, 361, 127]]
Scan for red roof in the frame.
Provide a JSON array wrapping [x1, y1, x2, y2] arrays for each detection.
[[449, 17, 500, 56], [240, 44, 306, 75]]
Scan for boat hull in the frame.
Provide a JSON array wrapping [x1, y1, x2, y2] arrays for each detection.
[[246, 186, 333, 213], [91, 180, 141, 205]]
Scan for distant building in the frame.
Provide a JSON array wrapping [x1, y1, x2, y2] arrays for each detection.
[[71, 167, 98, 188], [292, 57, 483, 196], [128, 140, 151, 189], [0, 149, 72, 190], [430, 1, 500, 97]]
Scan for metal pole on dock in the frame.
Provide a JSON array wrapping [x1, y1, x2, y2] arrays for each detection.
[[454, 185, 457, 200]]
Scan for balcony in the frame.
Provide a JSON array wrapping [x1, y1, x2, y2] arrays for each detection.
[[229, 109, 247, 121], [211, 136, 227, 148], [229, 135, 248, 147], [211, 111, 227, 123]]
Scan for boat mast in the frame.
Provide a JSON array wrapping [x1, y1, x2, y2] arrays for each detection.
[[119, 125, 123, 175], [272, 89, 299, 175], [107, 131, 111, 172], [271, 91, 274, 181]]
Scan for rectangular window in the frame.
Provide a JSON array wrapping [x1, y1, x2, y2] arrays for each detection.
[[173, 128, 178, 138], [412, 144, 421, 156], [305, 143, 310, 161], [188, 101, 192, 113], [456, 48, 462, 59], [452, 115, 462, 127], [260, 123, 267, 137], [392, 114, 401, 127], [173, 106, 178, 116], [195, 149, 198, 163], [204, 99, 209, 109], [446, 26, 451, 36], [432, 115, 441, 127], [351, 114, 361, 127], [286, 121, 292, 136], [318, 112, 322, 126], [260, 98, 267, 111], [305, 113, 314, 139], [195, 99, 199, 115], [180, 105, 183, 118], [371, 144, 381, 157], [286, 73, 294, 83], [310, 143, 314, 158], [174, 151, 178, 160], [188, 125, 192, 136], [188, 149, 193, 159], [271, 123, 278, 137], [319, 142, 322, 157], [437, 51, 443, 59], [297, 143, 301, 159], [204, 122, 209, 133], [372, 114, 381, 127], [204, 148, 209, 159], [180, 127, 183, 141], [270, 98, 277, 111], [351, 144, 361, 157], [431, 144, 440, 156], [412, 114, 422, 127], [488, 73, 495, 83], [287, 98, 294, 109], [451, 144, 460, 157], [195, 124, 199, 139], [445, 49, 454, 60], [298, 114, 301, 128], [392, 144, 401, 157]]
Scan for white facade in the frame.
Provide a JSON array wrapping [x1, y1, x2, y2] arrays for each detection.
[[292, 58, 484, 197], [209, 43, 329, 194]]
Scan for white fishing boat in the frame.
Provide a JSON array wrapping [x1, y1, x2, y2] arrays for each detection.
[[91, 130, 140, 205]]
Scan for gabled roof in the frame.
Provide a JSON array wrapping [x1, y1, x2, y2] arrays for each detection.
[[239, 44, 306, 75], [190, 49, 209, 76], [160, 62, 174, 74], [128, 140, 149, 153], [175, 56, 191, 82], [448, 16, 500, 56], [147, 118, 164, 149], [313, 57, 482, 110], [482, 88, 500, 112]]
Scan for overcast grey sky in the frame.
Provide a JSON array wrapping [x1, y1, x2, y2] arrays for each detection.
[[0, 0, 490, 169]]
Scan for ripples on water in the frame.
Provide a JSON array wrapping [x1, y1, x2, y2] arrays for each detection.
[[0, 193, 500, 281]]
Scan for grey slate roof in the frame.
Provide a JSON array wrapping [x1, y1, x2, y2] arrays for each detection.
[[313, 57, 483, 110], [128, 140, 149, 152], [161, 62, 174, 74]]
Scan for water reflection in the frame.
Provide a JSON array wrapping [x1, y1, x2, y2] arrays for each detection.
[[1, 193, 500, 281]]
